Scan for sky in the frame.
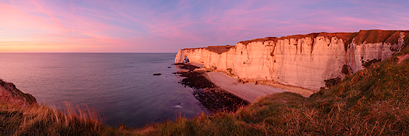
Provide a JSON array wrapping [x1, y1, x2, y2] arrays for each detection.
[[1, 0, 408, 53]]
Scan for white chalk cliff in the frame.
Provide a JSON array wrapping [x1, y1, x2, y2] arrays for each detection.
[[175, 30, 409, 90]]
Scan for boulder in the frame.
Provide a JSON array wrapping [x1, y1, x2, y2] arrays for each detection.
[[153, 73, 162, 76], [0, 79, 37, 105]]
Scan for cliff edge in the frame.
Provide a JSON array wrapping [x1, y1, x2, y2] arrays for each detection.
[[175, 30, 409, 90], [0, 79, 37, 105]]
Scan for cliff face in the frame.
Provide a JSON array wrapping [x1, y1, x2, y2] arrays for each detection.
[[175, 30, 409, 90], [0, 79, 37, 105]]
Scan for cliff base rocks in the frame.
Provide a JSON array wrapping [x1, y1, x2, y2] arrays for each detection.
[[174, 63, 248, 113], [175, 30, 409, 91]]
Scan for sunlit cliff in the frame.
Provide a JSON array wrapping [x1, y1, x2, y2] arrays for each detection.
[[175, 30, 409, 90]]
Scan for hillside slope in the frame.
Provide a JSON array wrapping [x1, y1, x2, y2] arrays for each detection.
[[150, 43, 409, 135], [1, 32, 408, 135]]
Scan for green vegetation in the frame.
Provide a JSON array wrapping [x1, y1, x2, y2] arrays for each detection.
[[206, 45, 235, 54], [353, 30, 400, 45], [1, 44, 409, 135], [341, 64, 352, 75], [239, 37, 278, 46], [324, 77, 341, 88], [145, 42, 409, 135], [238, 30, 409, 52]]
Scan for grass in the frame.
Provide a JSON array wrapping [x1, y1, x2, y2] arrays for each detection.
[[0, 101, 134, 135], [206, 45, 235, 54], [180, 45, 235, 54], [1, 40, 409, 135], [188, 30, 409, 56], [353, 30, 401, 45], [238, 30, 409, 52], [145, 44, 409, 135], [239, 37, 278, 46]]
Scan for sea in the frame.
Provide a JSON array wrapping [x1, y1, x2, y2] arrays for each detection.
[[0, 53, 206, 128]]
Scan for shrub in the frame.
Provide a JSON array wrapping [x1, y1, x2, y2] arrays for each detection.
[[362, 59, 381, 68], [341, 64, 352, 75], [324, 77, 341, 88]]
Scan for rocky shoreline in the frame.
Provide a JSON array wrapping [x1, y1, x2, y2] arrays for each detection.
[[175, 30, 409, 91], [1, 62, 248, 115], [174, 63, 248, 113], [1, 63, 248, 122], [0, 79, 37, 106]]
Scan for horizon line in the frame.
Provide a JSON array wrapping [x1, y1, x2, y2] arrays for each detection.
[[0, 52, 177, 54]]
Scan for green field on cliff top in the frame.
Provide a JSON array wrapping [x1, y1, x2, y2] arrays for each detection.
[[1, 45, 409, 135]]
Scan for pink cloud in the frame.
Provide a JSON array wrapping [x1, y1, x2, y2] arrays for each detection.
[[29, 0, 65, 29], [1, 0, 409, 53]]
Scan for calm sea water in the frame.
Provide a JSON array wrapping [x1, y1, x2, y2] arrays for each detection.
[[0, 53, 206, 128]]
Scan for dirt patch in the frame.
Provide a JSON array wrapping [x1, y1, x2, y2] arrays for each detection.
[[254, 80, 316, 97], [397, 54, 409, 64]]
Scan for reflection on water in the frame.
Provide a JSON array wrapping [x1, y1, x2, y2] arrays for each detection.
[[0, 53, 206, 128]]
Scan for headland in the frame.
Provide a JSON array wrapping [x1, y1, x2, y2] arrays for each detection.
[[175, 30, 409, 95], [1, 29, 409, 135]]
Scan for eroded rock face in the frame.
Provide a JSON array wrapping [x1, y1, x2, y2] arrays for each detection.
[[175, 30, 409, 90], [0, 79, 37, 105]]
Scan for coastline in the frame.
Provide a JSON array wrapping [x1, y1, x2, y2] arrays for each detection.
[[212, 70, 316, 97], [177, 62, 313, 103], [206, 72, 286, 103], [202, 68, 317, 97], [174, 63, 248, 113]]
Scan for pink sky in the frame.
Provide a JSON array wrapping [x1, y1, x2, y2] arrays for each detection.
[[1, 0, 408, 53]]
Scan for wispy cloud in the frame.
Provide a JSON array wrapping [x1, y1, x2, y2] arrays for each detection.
[[0, 0, 408, 52], [29, 0, 65, 29]]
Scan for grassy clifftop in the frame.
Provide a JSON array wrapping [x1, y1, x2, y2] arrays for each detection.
[[144, 43, 409, 135], [239, 30, 409, 48], [1, 45, 409, 135], [181, 30, 409, 55]]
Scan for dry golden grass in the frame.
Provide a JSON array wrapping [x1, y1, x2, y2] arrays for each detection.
[[206, 45, 235, 54], [238, 30, 409, 52], [142, 44, 409, 135], [0, 101, 135, 135], [2, 37, 409, 135]]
